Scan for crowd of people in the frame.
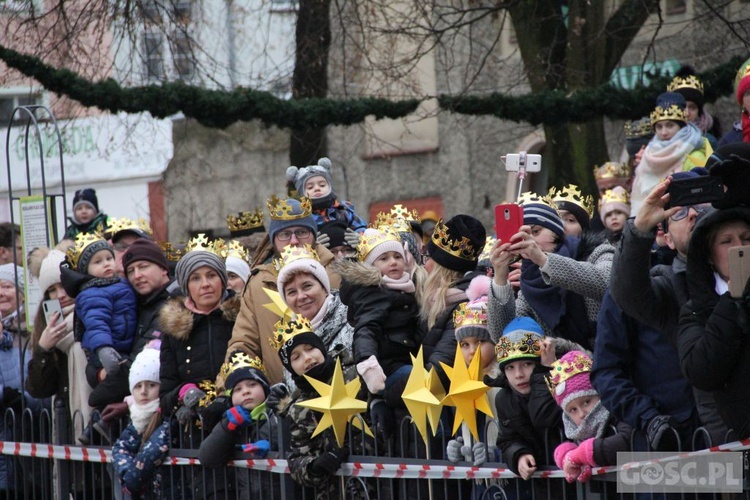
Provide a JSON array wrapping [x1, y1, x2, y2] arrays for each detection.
[[0, 64, 749, 498]]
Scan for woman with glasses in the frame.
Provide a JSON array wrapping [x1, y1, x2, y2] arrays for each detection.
[[223, 197, 340, 386]]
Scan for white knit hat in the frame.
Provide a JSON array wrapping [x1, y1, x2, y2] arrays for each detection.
[[225, 255, 251, 284], [360, 228, 405, 266], [277, 258, 331, 303], [38, 250, 66, 293], [129, 344, 161, 392]]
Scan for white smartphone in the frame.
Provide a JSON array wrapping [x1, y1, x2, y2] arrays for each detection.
[[504, 153, 542, 172], [729, 246, 750, 298], [42, 299, 63, 324]]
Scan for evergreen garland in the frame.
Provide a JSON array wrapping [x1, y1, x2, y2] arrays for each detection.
[[0, 43, 743, 129]]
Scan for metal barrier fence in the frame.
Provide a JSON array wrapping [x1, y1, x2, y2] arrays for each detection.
[[0, 401, 748, 499]]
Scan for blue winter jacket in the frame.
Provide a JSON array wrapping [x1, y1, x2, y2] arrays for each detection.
[[76, 278, 138, 354]]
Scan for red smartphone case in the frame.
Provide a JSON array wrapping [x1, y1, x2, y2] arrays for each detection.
[[495, 204, 523, 244]]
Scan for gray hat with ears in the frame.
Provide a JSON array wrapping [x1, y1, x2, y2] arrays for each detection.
[[286, 158, 334, 196]]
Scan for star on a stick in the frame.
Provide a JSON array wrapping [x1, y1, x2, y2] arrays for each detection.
[[295, 358, 371, 447], [402, 347, 446, 443], [440, 346, 494, 440], [262, 288, 293, 320]]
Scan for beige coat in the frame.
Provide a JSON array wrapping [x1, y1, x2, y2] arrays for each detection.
[[220, 243, 340, 386]]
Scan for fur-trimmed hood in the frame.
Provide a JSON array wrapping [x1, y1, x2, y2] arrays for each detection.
[[158, 292, 241, 341], [332, 259, 382, 287]]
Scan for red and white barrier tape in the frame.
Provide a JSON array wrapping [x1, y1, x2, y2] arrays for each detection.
[[1, 438, 748, 481]]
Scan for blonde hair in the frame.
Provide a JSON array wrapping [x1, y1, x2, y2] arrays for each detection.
[[418, 264, 463, 329]]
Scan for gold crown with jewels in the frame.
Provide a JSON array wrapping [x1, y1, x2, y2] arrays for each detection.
[[549, 184, 594, 219], [478, 235, 496, 262], [273, 244, 320, 271], [453, 300, 488, 329], [267, 195, 312, 221], [600, 187, 630, 206], [517, 191, 558, 211], [219, 352, 267, 382], [650, 104, 686, 126], [546, 352, 593, 396], [268, 317, 315, 353], [183, 234, 226, 257], [159, 242, 184, 262], [624, 117, 653, 139], [431, 219, 483, 262], [357, 228, 401, 262], [224, 240, 249, 263], [227, 209, 265, 233], [373, 204, 421, 233], [496, 332, 543, 364], [66, 232, 107, 269], [593, 161, 630, 181], [667, 74, 704, 95]]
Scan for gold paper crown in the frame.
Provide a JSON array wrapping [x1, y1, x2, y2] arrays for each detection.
[[600, 187, 630, 206], [66, 232, 107, 269], [357, 228, 401, 262], [373, 204, 421, 233], [273, 244, 320, 271], [225, 240, 249, 263], [197, 380, 217, 410], [478, 236, 496, 262], [159, 242, 184, 262], [268, 317, 315, 353], [546, 352, 593, 396], [219, 352, 267, 383], [593, 161, 630, 181], [496, 332, 543, 364], [183, 234, 226, 257], [105, 217, 153, 239], [549, 185, 594, 219], [453, 301, 488, 330], [650, 104, 686, 126], [667, 74, 704, 95], [267, 195, 312, 221], [227, 209, 265, 233], [431, 219, 483, 262], [517, 191, 557, 211], [624, 118, 653, 139]]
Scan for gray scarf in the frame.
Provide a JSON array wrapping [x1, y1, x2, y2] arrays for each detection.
[[563, 400, 611, 442]]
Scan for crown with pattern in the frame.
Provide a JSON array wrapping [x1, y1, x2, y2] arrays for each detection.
[[105, 217, 153, 239], [453, 301, 488, 330], [267, 195, 312, 221], [430, 219, 483, 262], [273, 244, 320, 271], [545, 351, 593, 396], [159, 242, 184, 262], [269, 317, 315, 353], [373, 204, 421, 233], [66, 232, 106, 270], [667, 74, 704, 95], [224, 240, 250, 263], [219, 352, 267, 383], [227, 209, 265, 233], [495, 332, 543, 364], [183, 234, 226, 257], [357, 228, 401, 262], [517, 191, 558, 212], [600, 187, 630, 206], [478, 235, 496, 262], [624, 117, 653, 139], [548, 185, 594, 219], [650, 104, 686, 126], [593, 161, 630, 181], [196, 380, 217, 411]]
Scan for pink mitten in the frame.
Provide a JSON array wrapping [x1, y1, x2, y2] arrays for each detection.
[[567, 437, 597, 467], [578, 465, 593, 483], [357, 355, 386, 394], [562, 456, 582, 483], [553, 441, 577, 469]]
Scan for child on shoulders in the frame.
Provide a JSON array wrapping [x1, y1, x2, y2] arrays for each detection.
[[63, 188, 111, 240]]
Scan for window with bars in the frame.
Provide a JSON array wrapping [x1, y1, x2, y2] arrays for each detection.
[[173, 31, 195, 81], [143, 32, 165, 80], [0, 93, 43, 127]]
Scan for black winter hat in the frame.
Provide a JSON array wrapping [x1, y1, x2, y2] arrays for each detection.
[[318, 220, 350, 249], [225, 366, 271, 398], [278, 331, 327, 375], [73, 188, 99, 213], [427, 214, 486, 273]]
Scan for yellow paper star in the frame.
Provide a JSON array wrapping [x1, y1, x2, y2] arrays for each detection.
[[295, 358, 372, 447], [262, 288, 293, 320], [440, 345, 494, 440], [402, 347, 446, 443]]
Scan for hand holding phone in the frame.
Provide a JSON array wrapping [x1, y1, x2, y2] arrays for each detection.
[[43, 299, 63, 325], [665, 175, 724, 209], [495, 203, 524, 244]]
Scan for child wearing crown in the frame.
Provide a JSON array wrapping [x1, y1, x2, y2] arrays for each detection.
[[61, 233, 138, 406], [112, 343, 171, 497], [198, 353, 275, 498], [335, 227, 420, 438], [550, 351, 631, 484], [599, 186, 630, 243], [286, 158, 367, 238]]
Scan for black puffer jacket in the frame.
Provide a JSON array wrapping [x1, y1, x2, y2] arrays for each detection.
[[337, 261, 419, 375], [130, 280, 178, 359], [158, 293, 240, 416], [678, 206, 750, 438]]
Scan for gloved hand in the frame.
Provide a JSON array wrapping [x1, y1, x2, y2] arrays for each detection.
[[2, 387, 23, 412], [101, 402, 129, 423], [316, 232, 331, 248], [562, 455, 582, 483], [181, 387, 207, 410], [553, 441, 578, 470], [645, 414, 677, 451], [446, 436, 470, 463], [241, 439, 271, 458], [175, 405, 194, 426], [471, 441, 488, 467], [225, 406, 253, 431], [96, 347, 123, 375], [483, 373, 504, 387], [266, 383, 290, 414], [344, 229, 361, 248], [577, 465, 593, 483], [566, 437, 597, 467], [357, 355, 386, 394], [311, 445, 349, 475], [369, 399, 395, 440]]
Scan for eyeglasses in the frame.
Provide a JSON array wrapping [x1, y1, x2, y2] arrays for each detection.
[[276, 228, 312, 242], [670, 203, 711, 222]]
